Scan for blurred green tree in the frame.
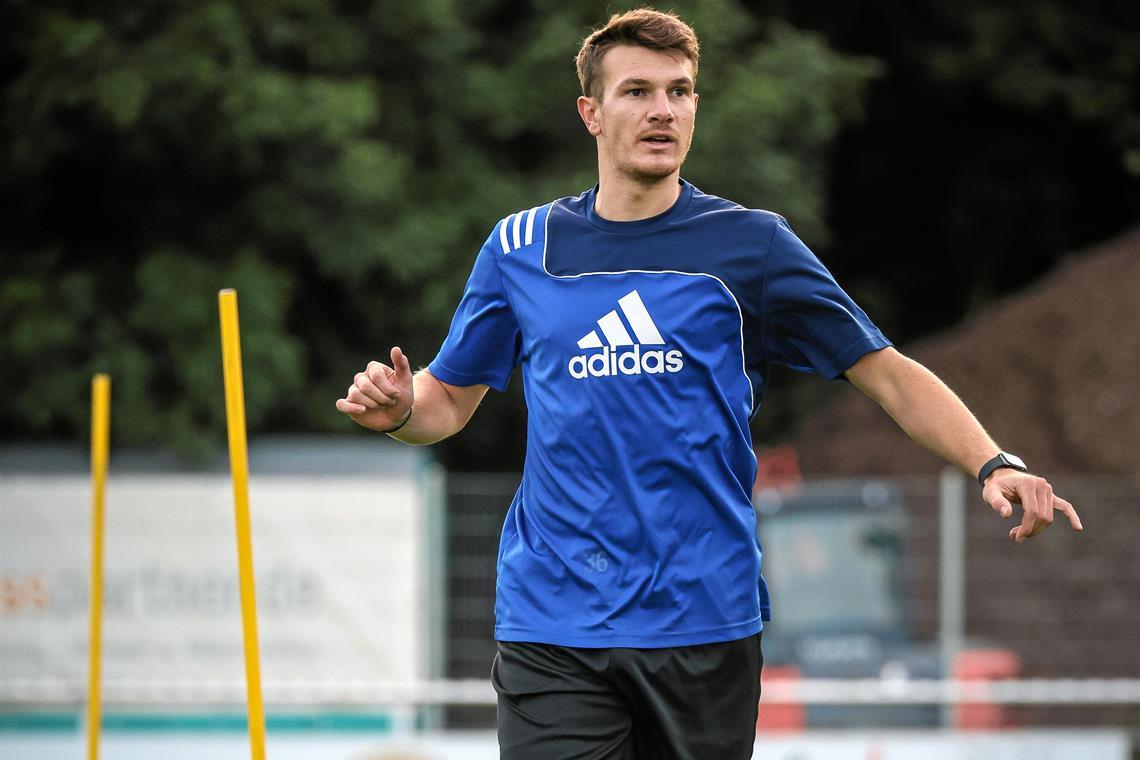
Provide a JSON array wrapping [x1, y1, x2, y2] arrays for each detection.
[[0, 1, 878, 465]]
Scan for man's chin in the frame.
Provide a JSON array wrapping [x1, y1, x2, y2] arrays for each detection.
[[622, 159, 682, 185]]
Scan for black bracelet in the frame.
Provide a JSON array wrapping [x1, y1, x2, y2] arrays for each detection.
[[380, 408, 413, 435]]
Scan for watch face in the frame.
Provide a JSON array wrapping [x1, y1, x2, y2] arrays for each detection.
[[1001, 452, 1026, 470]]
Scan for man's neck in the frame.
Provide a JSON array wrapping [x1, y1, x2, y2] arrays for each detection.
[[593, 169, 682, 222]]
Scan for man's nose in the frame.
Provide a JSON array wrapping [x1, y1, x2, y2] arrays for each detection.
[[648, 91, 674, 122]]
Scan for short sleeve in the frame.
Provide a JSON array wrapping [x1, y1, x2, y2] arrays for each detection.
[[427, 234, 523, 391], [761, 217, 891, 379]]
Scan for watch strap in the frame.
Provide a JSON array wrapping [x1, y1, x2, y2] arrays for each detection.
[[978, 452, 1027, 486]]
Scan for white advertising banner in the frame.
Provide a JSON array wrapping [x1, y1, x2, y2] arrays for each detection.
[[0, 473, 439, 704]]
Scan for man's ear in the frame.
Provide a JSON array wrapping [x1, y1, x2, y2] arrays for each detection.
[[577, 95, 602, 137]]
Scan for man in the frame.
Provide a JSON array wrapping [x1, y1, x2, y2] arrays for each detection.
[[336, 8, 1083, 759]]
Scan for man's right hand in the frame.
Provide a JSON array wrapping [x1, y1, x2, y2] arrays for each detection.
[[335, 347, 415, 432]]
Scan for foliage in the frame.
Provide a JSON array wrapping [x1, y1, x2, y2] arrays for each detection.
[[0, 0, 880, 464]]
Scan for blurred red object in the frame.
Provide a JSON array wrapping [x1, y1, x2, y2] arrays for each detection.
[[756, 665, 805, 732], [953, 648, 1022, 729], [753, 444, 803, 495]]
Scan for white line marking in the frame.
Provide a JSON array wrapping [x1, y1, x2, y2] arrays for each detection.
[[524, 207, 537, 245], [499, 214, 513, 253]]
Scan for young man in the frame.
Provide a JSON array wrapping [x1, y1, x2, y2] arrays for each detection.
[[337, 9, 1083, 759]]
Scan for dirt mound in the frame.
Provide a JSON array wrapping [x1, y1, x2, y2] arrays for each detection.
[[794, 226, 1140, 477]]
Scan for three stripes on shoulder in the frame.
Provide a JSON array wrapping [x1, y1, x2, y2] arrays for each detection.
[[498, 207, 542, 254]]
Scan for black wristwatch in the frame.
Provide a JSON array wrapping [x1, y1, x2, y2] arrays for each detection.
[[977, 452, 1027, 486]]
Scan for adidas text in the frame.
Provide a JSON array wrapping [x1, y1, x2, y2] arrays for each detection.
[[568, 345, 684, 379]]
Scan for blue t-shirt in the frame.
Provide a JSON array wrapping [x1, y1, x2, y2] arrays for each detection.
[[429, 180, 891, 648]]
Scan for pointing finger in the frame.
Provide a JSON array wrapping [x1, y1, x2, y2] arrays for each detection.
[[1054, 496, 1084, 532]]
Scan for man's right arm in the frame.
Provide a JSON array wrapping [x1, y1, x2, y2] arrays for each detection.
[[335, 346, 489, 445]]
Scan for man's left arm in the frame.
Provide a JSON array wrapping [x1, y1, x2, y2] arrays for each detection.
[[844, 347, 1083, 542]]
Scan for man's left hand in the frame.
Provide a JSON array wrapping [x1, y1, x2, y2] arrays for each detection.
[[983, 470, 1084, 542]]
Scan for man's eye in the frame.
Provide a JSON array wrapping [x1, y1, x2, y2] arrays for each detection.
[[672, 88, 689, 97], [628, 88, 644, 96]]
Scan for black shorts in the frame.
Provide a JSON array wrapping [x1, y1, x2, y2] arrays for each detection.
[[492, 632, 763, 760]]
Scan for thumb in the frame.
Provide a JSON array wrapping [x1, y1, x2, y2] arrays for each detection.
[[988, 492, 1014, 519], [390, 346, 413, 383]]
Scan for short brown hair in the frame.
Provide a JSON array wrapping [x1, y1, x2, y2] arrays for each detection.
[[575, 8, 700, 100]]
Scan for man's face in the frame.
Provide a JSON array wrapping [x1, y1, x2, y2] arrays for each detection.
[[579, 44, 698, 185]]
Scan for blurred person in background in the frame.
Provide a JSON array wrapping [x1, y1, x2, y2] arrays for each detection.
[[336, 8, 1082, 759]]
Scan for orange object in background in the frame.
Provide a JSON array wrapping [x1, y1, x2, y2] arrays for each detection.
[[953, 648, 1022, 729], [753, 445, 803, 495], [756, 665, 806, 732]]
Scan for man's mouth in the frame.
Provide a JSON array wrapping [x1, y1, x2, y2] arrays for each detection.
[[641, 134, 676, 146]]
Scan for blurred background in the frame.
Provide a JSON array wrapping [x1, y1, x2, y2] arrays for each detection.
[[1, 0, 1138, 758]]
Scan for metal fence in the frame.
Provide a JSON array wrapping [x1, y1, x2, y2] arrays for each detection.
[[443, 473, 518, 728], [442, 471, 1140, 732]]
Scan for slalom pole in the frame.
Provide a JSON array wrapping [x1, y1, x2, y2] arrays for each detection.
[[218, 289, 267, 760], [86, 374, 110, 760]]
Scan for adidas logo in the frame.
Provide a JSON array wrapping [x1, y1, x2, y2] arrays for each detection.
[[568, 290, 684, 379]]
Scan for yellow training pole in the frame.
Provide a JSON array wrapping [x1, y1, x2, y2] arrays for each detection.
[[86, 374, 110, 760], [218, 289, 267, 760]]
